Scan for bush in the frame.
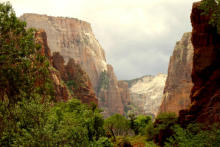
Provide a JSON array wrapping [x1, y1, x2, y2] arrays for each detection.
[[104, 114, 130, 140], [165, 123, 220, 147], [133, 115, 152, 135], [146, 113, 177, 146], [95, 137, 113, 147]]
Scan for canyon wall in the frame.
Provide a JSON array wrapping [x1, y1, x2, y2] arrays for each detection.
[[123, 74, 167, 117], [159, 32, 193, 115], [179, 2, 220, 125], [35, 29, 71, 102], [21, 14, 129, 115], [35, 29, 97, 104]]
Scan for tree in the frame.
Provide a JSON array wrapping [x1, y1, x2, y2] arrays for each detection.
[[133, 115, 152, 135], [200, 0, 220, 32], [104, 114, 130, 140], [146, 113, 177, 146], [0, 2, 106, 146], [165, 123, 220, 147], [0, 2, 53, 145], [0, 2, 53, 105]]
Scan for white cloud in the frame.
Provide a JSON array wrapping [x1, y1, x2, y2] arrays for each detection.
[[3, 0, 198, 80]]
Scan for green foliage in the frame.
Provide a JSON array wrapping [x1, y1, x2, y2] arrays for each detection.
[[0, 96, 51, 146], [0, 2, 107, 146], [133, 115, 152, 135], [0, 2, 53, 105], [200, 0, 220, 32], [146, 113, 177, 146], [94, 137, 113, 147], [97, 71, 109, 93], [104, 114, 130, 140], [66, 80, 79, 92], [0, 97, 106, 146], [45, 99, 105, 146], [165, 124, 220, 147], [115, 136, 132, 147]]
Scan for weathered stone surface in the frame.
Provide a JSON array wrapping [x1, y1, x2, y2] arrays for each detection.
[[21, 14, 129, 115], [35, 29, 97, 104], [98, 65, 124, 116], [122, 74, 167, 117], [159, 32, 193, 115], [118, 81, 131, 114], [35, 30, 70, 102], [21, 13, 107, 91], [52, 52, 98, 105], [179, 1, 220, 125]]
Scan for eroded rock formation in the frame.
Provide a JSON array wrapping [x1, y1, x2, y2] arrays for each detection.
[[179, 2, 220, 125], [35, 29, 97, 104], [35, 30, 71, 102], [122, 74, 167, 117], [21, 14, 129, 115], [159, 32, 194, 115], [21, 13, 107, 90]]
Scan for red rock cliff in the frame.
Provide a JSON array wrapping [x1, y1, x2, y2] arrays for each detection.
[[35, 30, 70, 102], [159, 33, 193, 115], [179, 1, 220, 125], [21, 14, 130, 115], [35, 29, 97, 104]]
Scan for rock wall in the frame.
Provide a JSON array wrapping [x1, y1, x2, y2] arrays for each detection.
[[159, 32, 194, 115], [21, 14, 129, 115], [179, 2, 220, 125], [123, 74, 167, 117], [35, 30, 71, 102], [21, 13, 106, 90], [35, 29, 97, 104]]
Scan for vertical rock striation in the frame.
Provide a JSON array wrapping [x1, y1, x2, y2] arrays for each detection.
[[179, 2, 220, 125], [21, 13, 107, 90], [35, 30, 71, 102], [122, 74, 167, 117], [21, 14, 130, 115], [159, 32, 194, 115], [35, 29, 97, 104]]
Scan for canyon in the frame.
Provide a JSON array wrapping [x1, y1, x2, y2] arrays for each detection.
[[21, 13, 200, 118]]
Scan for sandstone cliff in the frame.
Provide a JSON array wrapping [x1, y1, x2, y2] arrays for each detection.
[[21, 14, 129, 115], [179, 2, 220, 125], [159, 33, 194, 115], [20, 13, 107, 90], [35, 29, 97, 104], [35, 30, 71, 102], [123, 74, 167, 117]]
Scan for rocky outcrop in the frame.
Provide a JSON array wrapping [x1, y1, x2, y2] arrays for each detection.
[[21, 14, 129, 115], [179, 2, 220, 125], [118, 81, 131, 114], [35, 30, 71, 102], [159, 33, 193, 115], [35, 29, 97, 104], [123, 74, 167, 117], [20, 13, 107, 91], [52, 52, 98, 105], [97, 65, 124, 116]]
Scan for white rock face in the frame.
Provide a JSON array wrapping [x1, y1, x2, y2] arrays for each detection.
[[125, 73, 167, 117], [20, 13, 128, 116], [20, 13, 107, 90]]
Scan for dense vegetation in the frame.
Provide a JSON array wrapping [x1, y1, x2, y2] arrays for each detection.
[[1, 1, 220, 147]]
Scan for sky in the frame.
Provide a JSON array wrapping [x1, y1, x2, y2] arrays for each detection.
[[2, 0, 198, 80]]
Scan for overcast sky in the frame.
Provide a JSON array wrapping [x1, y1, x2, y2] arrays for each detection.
[[3, 0, 198, 80]]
